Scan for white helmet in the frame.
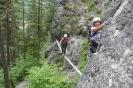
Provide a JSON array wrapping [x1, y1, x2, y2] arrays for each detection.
[[64, 34, 67, 37], [93, 17, 101, 23]]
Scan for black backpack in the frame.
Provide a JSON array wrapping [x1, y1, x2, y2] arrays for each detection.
[[88, 26, 98, 53], [88, 26, 97, 41]]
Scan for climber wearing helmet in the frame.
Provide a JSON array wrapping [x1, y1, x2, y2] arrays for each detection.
[[60, 34, 70, 54], [89, 17, 111, 53]]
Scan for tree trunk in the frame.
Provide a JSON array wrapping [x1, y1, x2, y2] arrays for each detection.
[[40, 0, 42, 37], [33, 0, 36, 58], [6, 0, 10, 65], [0, 25, 10, 88], [38, 0, 40, 59], [11, 19, 16, 64], [23, 0, 26, 60], [10, 18, 15, 64]]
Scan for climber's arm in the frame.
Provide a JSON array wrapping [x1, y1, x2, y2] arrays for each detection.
[[93, 23, 105, 32], [60, 38, 63, 44]]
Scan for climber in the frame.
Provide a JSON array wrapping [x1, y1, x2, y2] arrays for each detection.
[[89, 17, 111, 53], [60, 34, 70, 54]]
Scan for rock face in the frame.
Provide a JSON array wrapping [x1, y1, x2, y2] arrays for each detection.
[[50, 0, 87, 43], [45, 36, 84, 80], [45, 36, 84, 69], [77, 0, 133, 88], [45, 0, 87, 71], [15, 81, 28, 88]]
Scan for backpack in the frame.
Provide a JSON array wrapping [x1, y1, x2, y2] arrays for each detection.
[[88, 28, 91, 40], [61, 37, 68, 44], [88, 26, 97, 41], [88, 26, 98, 53]]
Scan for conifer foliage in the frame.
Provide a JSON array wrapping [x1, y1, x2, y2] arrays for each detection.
[[0, 0, 57, 88]]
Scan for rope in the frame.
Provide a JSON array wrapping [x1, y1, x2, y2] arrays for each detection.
[[56, 39, 82, 76]]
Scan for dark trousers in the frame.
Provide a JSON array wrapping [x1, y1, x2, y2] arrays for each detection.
[[90, 40, 98, 53], [61, 44, 67, 54]]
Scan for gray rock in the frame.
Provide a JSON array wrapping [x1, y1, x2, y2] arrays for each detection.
[[45, 36, 84, 69], [102, 0, 125, 21], [15, 80, 28, 88], [50, 0, 87, 43], [77, 0, 133, 88], [45, 42, 59, 59]]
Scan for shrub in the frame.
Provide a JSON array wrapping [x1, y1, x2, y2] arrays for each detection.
[[26, 61, 75, 88], [83, 0, 92, 3], [0, 69, 4, 88], [87, 2, 96, 11], [55, 57, 64, 68], [76, 27, 83, 35], [9, 56, 42, 87]]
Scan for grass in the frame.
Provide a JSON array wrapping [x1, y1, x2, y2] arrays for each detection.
[[79, 39, 88, 72]]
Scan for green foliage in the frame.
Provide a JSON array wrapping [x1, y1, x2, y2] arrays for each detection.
[[86, 12, 91, 18], [0, 0, 57, 88], [76, 27, 82, 35], [9, 56, 42, 86], [71, 16, 79, 33], [25, 0, 57, 56], [79, 39, 88, 72], [0, 69, 4, 88], [61, 2, 81, 35], [55, 57, 64, 68], [40, 35, 50, 58], [26, 61, 75, 88], [100, 0, 104, 3], [64, 3, 72, 10], [83, 0, 92, 3], [73, 16, 79, 23], [62, 16, 71, 26], [43, 0, 57, 31], [61, 15, 78, 32], [96, 13, 102, 18], [73, 4, 78, 13], [84, 0, 102, 18], [64, 2, 78, 13], [71, 23, 77, 31], [87, 2, 96, 11], [0, 6, 5, 21], [0, 0, 5, 4]]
